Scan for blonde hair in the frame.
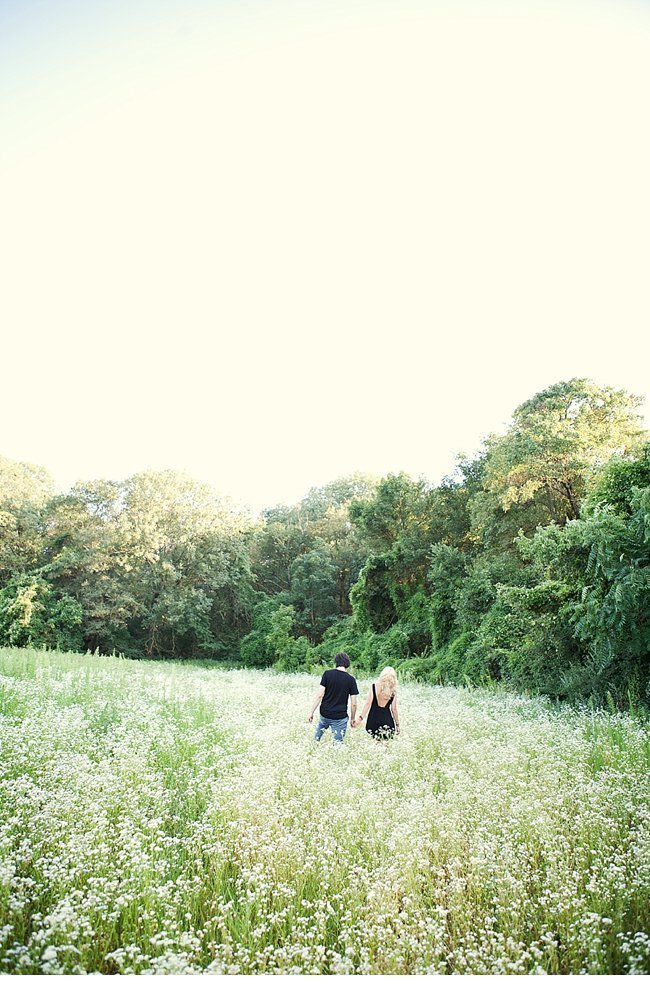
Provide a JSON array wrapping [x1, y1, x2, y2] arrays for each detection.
[[377, 666, 398, 698]]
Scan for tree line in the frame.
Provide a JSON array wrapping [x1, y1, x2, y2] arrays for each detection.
[[1, 378, 648, 705]]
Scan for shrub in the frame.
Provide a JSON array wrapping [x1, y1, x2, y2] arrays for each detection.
[[0, 575, 83, 652]]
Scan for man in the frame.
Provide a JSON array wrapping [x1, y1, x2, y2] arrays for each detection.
[[308, 652, 359, 743]]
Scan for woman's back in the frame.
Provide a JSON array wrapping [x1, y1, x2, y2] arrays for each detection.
[[365, 682, 395, 738]]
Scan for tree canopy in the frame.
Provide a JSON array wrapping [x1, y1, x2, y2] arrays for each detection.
[[0, 379, 647, 707]]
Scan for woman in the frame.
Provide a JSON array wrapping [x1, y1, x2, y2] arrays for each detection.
[[354, 666, 400, 739]]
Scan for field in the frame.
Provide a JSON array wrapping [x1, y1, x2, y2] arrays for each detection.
[[0, 648, 648, 975]]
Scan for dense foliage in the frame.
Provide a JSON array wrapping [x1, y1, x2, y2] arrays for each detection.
[[0, 378, 647, 704]]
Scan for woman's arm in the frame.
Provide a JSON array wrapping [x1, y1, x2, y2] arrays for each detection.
[[392, 697, 401, 735], [353, 687, 373, 727]]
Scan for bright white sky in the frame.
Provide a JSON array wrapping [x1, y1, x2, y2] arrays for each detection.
[[1, 0, 649, 513]]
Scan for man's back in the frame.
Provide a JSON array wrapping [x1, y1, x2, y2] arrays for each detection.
[[320, 668, 359, 720]]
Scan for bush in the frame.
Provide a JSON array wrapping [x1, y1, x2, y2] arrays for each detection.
[[355, 624, 412, 672], [396, 650, 441, 683], [240, 597, 311, 670], [426, 632, 479, 684], [0, 575, 83, 652]]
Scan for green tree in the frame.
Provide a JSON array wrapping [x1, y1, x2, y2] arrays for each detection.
[[514, 443, 650, 701], [301, 475, 379, 615], [427, 543, 467, 647], [289, 541, 338, 640], [348, 474, 472, 656], [42, 480, 137, 654], [250, 474, 378, 629], [41, 471, 254, 659], [484, 379, 644, 522], [582, 443, 650, 516], [250, 504, 314, 596], [571, 491, 649, 690], [119, 471, 253, 659], [349, 473, 435, 555], [0, 456, 53, 581]]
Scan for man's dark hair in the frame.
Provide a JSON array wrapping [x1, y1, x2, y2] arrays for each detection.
[[334, 652, 350, 668]]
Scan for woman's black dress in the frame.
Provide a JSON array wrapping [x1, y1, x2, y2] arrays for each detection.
[[365, 683, 396, 738]]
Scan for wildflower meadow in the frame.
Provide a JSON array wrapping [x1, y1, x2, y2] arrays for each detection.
[[0, 646, 648, 975]]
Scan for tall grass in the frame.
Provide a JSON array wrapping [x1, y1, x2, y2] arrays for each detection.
[[0, 646, 648, 974]]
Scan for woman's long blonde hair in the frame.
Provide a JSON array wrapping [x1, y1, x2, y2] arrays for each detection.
[[377, 666, 398, 699]]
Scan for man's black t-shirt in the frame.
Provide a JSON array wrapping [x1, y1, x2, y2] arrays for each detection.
[[320, 668, 359, 720]]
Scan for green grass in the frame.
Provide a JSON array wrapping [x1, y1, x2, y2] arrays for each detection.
[[0, 645, 648, 974]]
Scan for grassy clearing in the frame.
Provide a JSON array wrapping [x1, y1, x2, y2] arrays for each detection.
[[0, 646, 648, 974]]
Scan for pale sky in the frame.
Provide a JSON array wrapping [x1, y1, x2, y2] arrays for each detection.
[[1, 0, 649, 513]]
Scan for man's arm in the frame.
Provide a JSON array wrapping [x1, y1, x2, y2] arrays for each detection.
[[308, 686, 325, 723], [349, 696, 358, 723]]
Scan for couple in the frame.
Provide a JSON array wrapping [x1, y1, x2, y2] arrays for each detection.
[[307, 652, 400, 743]]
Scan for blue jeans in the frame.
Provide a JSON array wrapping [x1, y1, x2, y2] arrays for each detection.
[[314, 715, 349, 743]]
